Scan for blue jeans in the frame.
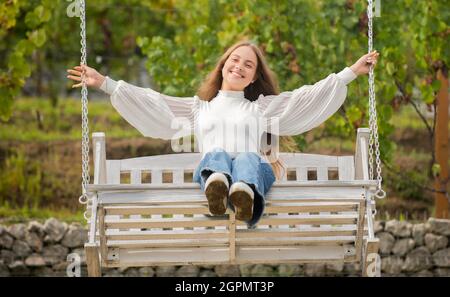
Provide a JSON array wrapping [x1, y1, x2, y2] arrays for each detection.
[[193, 147, 276, 228]]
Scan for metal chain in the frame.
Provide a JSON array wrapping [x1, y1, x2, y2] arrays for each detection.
[[78, 0, 92, 219], [367, 0, 386, 199]]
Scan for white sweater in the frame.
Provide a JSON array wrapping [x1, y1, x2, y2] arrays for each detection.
[[100, 67, 357, 157]]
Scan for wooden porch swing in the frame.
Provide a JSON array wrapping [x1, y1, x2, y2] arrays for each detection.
[[74, 0, 386, 277]]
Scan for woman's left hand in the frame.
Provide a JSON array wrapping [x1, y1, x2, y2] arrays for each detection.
[[350, 50, 380, 76]]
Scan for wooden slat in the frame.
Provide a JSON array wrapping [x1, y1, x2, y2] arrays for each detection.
[[130, 168, 142, 231], [96, 186, 366, 205], [275, 212, 290, 229], [173, 169, 184, 184], [173, 214, 185, 231], [105, 245, 348, 268], [85, 243, 101, 276], [130, 169, 141, 184], [116, 153, 345, 173], [129, 214, 142, 232], [236, 214, 358, 226], [236, 236, 356, 246], [151, 169, 162, 185], [237, 245, 345, 262], [193, 214, 207, 231], [104, 202, 358, 216], [362, 238, 380, 277], [119, 154, 203, 172], [229, 212, 236, 263], [89, 180, 377, 192], [151, 214, 163, 231], [93, 133, 107, 184], [317, 167, 328, 181], [108, 247, 230, 267], [265, 202, 358, 213], [107, 238, 229, 248], [105, 205, 211, 215], [296, 167, 308, 181], [279, 153, 339, 168], [98, 207, 107, 264], [108, 214, 120, 233], [106, 229, 228, 240], [355, 200, 366, 262], [128, 168, 142, 234], [106, 160, 120, 184], [105, 217, 229, 229], [338, 156, 355, 180], [355, 129, 370, 180], [98, 189, 207, 205], [266, 186, 365, 200], [112, 152, 367, 181], [236, 226, 357, 238]]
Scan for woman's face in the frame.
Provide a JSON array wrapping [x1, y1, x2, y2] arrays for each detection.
[[221, 46, 258, 91]]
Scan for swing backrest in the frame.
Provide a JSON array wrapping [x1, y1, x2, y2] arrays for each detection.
[[103, 152, 355, 185]]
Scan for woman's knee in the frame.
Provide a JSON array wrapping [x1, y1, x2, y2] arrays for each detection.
[[205, 147, 228, 157], [233, 152, 260, 164], [204, 147, 232, 160]]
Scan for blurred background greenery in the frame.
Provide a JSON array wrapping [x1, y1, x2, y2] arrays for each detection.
[[0, 0, 448, 224]]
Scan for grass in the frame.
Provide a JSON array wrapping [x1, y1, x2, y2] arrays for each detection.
[[0, 205, 86, 225], [389, 104, 450, 131], [306, 136, 355, 154], [0, 97, 141, 142]]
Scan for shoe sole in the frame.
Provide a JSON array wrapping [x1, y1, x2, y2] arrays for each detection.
[[205, 180, 228, 215], [230, 190, 253, 221]]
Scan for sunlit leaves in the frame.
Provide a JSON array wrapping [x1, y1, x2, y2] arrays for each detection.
[[28, 28, 46, 47], [1, 0, 55, 120], [25, 5, 51, 29]]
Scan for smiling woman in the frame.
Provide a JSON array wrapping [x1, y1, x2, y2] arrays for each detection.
[[221, 47, 258, 91]]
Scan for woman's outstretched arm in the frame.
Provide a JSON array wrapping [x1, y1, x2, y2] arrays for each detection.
[[255, 51, 379, 136], [67, 65, 198, 140]]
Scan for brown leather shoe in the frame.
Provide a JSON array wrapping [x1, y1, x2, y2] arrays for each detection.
[[204, 172, 229, 215], [229, 182, 254, 221]]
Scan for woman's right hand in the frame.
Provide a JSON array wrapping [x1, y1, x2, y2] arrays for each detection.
[[67, 64, 105, 89]]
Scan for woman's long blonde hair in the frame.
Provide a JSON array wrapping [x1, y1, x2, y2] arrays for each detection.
[[196, 40, 292, 181]]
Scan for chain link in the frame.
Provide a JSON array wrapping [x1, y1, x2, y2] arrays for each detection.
[[367, 0, 386, 199], [78, 0, 92, 219]]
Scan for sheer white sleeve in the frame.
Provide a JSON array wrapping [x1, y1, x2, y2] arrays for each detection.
[[255, 67, 357, 136], [100, 77, 198, 140]]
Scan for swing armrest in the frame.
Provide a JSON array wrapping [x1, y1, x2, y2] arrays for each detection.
[[92, 132, 107, 184], [355, 128, 370, 180]]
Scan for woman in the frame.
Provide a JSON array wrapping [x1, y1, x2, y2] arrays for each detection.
[[67, 40, 379, 227]]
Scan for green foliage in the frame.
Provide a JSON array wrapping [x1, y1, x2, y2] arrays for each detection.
[[431, 163, 441, 178], [293, 135, 308, 152], [0, 0, 56, 120], [0, 150, 42, 209], [0, 97, 141, 142], [387, 169, 428, 202]]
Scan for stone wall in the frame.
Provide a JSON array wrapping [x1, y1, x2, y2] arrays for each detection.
[[1, 218, 449, 277]]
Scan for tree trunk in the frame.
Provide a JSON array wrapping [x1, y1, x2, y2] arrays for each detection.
[[434, 68, 449, 219]]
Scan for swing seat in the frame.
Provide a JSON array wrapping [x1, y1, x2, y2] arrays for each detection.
[[84, 128, 380, 277]]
